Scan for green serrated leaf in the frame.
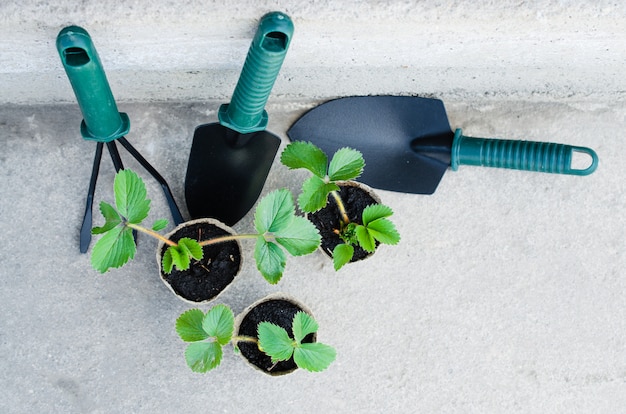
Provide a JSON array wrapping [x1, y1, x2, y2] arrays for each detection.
[[92, 202, 122, 234], [275, 216, 321, 256], [202, 304, 234, 346], [294, 342, 337, 372], [178, 238, 204, 261], [165, 238, 202, 272], [176, 309, 209, 342], [114, 169, 150, 224], [184, 342, 223, 373], [254, 189, 295, 234], [280, 141, 328, 178], [162, 248, 174, 273], [298, 176, 339, 213], [175, 249, 191, 270], [90, 226, 136, 273], [362, 204, 393, 226], [332, 243, 354, 271], [367, 218, 401, 245], [257, 322, 294, 363], [328, 147, 364, 181], [176, 239, 191, 257], [292, 311, 318, 343], [254, 238, 287, 284], [151, 218, 168, 231], [356, 225, 376, 253], [166, 244, 190, 271]]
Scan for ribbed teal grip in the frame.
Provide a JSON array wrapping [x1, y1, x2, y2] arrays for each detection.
[[56, 26, 129, 142], [218, 12, 294, 133], [451, 129, 598, 176]]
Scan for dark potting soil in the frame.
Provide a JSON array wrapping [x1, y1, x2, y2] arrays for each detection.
[[160, 222, 241, 302], [237, 299, 315, 375], [308, 184, 379, 262]]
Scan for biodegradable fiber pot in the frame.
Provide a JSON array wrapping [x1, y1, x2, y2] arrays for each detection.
[[156, 218, 242, 304], [307, 181, 381, 263], [234, 293, 316, 376]]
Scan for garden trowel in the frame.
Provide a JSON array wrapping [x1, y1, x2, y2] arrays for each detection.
[[287, 96, 598, 194], [184, 12, 293, 225]]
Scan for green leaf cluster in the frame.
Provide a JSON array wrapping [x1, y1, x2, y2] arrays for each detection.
[[176, 306, 336, 374], [280, 142, 401, 271], [162, 238, 203, 273], [175, 305, 235, 373], [91, 169, 168, 273], [281, 141, 364, 212], [253, 189, 321, 284], [332, 202, 401, 271], [90, 170, 321, 281], [258, 311, 336, 372], [90, 169, 204, 274]]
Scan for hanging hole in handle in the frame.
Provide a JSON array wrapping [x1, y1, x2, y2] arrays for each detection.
[[262, 32, 288, 52], [63, 47, 90, 66], [569, 147, 598, 176]]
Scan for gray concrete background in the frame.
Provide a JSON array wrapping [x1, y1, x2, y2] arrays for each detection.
[[1, 1, 625, 413], [1, 0, 625, 104]]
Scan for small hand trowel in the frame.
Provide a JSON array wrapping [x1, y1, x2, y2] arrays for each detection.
[[287, 96, 598, 194], [184, 12, 294, 225]]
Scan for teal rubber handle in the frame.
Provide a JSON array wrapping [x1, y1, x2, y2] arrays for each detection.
[[218, 11, 294, 133], [56, 26, 129, 142], [450, 129, 598, 176]]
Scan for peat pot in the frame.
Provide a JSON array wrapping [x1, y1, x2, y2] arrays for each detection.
[[156, 218, 242, 304], [307, 181, 382, 264], [234, 293, 317, 376]]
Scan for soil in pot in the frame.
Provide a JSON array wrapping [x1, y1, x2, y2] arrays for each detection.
[[237, 298, 315, 375], [159, 221, 241, 303], [308, 183, 379, 262]]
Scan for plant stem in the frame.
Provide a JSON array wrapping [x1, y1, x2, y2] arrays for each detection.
[[232, 335, 265, 352], [126, 224, 261, 248], [232, 335, 259, 344], [198, 233, 259, 247], [126, 223, 178, 247], [330, 190, 350, 225]]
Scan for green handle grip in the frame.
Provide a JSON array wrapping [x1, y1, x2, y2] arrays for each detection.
[[56, 26, 129, 142], [450, 129, 598, 176], [218, 11, 294, 133]]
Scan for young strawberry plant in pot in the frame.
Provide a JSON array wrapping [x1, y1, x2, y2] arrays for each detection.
[[175, 294, 336, 375], [90, 169, 321, 303], [280, 141, 401, 270], [156, 218, 242, 303]]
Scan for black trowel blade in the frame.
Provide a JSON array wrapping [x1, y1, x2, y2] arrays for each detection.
[[184, 123, 280, 225], [287, 96, 455, 194]]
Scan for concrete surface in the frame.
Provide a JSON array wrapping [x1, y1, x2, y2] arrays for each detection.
[[1, 0, 625, 104], [1, 1, 626, 413]]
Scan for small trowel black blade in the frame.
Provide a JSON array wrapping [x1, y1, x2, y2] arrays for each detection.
[[287, 96, 455, 194], [185, 123, 280, 225]]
